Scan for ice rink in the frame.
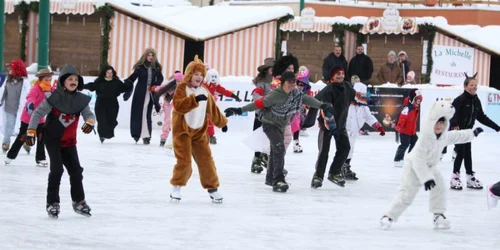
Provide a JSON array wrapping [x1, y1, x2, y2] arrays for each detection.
[[1, 128, 499, 250]]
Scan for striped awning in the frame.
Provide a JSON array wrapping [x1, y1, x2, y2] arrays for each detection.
[[280, 17, 333, 33], [4, 0, 95, 15]]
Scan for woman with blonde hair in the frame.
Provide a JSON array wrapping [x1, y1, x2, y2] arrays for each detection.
[[123, 48, 164, 144]]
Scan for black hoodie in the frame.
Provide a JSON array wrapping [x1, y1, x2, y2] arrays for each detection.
[[322, 52, 348, 81]]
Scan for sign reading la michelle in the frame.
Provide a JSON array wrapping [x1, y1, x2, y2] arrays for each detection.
[[431, 45, 475, 85]]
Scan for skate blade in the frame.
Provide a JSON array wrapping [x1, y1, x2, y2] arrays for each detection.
[[48, 214, 59, 219], [433, 223, 450, 230], [211, 199, 223, 204], [467, 186, 484, 190], [74, 211, 91, 217], [36, 163, 48, 168], [170, 195, 181, 203], [450, 186, 463, 191], [380, 222, 391, 230]]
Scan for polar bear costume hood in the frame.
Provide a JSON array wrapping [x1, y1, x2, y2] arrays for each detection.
[[421, 100, 455, 139], [205, 69, 220, 85]]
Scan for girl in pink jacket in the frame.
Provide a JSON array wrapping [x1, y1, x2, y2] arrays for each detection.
[[5, 69, 53, 167], [154, 71, 183, 147]]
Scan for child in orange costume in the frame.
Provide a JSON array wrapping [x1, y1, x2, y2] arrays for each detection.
[[169, 56, 228, 203]]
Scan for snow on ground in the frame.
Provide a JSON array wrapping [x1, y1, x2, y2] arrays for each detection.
[[1, 128, 499, 250]]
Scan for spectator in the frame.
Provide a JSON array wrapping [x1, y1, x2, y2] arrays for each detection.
[[405, 71, 416, 85], [348, 45, 373, 84], [398, 51, 412, 82], [322, 45, 348, 82], [376, 50, 403, 86]]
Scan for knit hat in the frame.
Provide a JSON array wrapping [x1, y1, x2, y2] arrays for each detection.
[[407, 71, 415, 81], [183, 55, 206, 84], [398, 51, 407, 57], [351, 75, 360, 83], [297, 67, 310, 85], [408, 89, 422, 104], [387, 50, 397, 58]]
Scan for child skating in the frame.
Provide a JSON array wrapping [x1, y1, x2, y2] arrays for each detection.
[[393, 89, 422, 167], [154, 71, 183, 147], [381, 101, 483, 230], [26, 65, 95, 218]]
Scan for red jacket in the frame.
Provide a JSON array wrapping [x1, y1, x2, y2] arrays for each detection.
[[203, 82, 233, 98], [395, 97, 420, 135]]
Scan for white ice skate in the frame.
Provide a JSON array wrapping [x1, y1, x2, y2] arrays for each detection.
[[466, 174, 483, 189], [394, 160, 404, 168], [380, 215, 393, 230], [293, 140, 303, 153], [487, 185, 499, 210], [4, 158, 12, 165], [450, 173, 463, 190], [433, 214, 450, 230], [170, 186, 181, 202], [209, 189, 223, 204], [36, 160, 48, 167]]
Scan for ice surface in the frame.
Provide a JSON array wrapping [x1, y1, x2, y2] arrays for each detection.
[[1, 128, 499, 250]]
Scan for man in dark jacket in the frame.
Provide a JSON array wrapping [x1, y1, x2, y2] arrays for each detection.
[[348, 45, 373, 83], [322, 46, 348, 82], [303, 66, 356, 188], [449, 75, 500, 190]]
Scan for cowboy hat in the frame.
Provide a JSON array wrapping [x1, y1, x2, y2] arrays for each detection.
[[35, 68, 54, 78], [257, 58, 274, 73]]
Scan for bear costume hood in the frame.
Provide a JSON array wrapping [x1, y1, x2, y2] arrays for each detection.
[[421, 100, 455, 139]]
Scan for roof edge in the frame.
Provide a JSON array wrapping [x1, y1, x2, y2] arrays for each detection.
[[435, 26, 500, 56]]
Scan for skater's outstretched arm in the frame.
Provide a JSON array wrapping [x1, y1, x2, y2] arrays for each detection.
[[445, 129, 475, 145], [302, 95, 323, 109], [241, 90, 281, 113], [81, 105, 96, 124], [28, 99, 52, 130]]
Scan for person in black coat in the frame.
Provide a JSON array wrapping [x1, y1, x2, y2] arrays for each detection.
[[123, 48, 164, 144], [449, 74, 500, 190], [348, 45, 373, 83], [303, 65, 356, 188], [83, 66, 132, 143], [322, 45, 348, 82]]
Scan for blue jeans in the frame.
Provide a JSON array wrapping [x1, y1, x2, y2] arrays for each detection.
[[3, 112, 17, 144]]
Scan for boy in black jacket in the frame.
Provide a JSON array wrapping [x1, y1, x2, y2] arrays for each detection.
[[26, 65, 95, 218], [303, 66, 356, 188], [449, 74, 500, 190]]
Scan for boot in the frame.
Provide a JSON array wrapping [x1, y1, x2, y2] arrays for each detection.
[[2, 143, 9, 153], [160, 139, 166, 147], [208, 189, 223, 203], [143, 137, 151, 145], [450, 172, 463, 190], [466, 173, 483, 189], [209, 136, 217, 145], [170, 186, 181, 202], [72, 200, 91, 217], [327, 173, 345, 187], [341, 163, 358, 181], [250, 156, 264, 174], [311, 175, 323, 189], [46, 202, 60, 219]]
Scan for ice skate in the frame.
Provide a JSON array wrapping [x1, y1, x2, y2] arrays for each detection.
[[4, 157, 12, 165], [46, 202, 60, 219], [208, 189, 223, 204], [72, 200, 91, 217], [250, 156, 264, 174], [450, 173, 463, 190], [341, 163, 358, 181], [487, 185, 499, 209], [99, 137, 105, 144], [466, 173, 483, 189], [311, 176, 323, 189], [2, 143, 9, 153], [143, 137, 151, 145], [23, 144, 31, 154], [272, 180, 289, 193], [36, 160, 48, 167], [209, 136, 217, 145], [433, 213, 450, 230], [159, 139, 166, 147], [327, 173, 345, 187], [380, 215, 393, 230], [394, 160, 404, 168], [293, 140, 303, 153], [170, 186, 181, 202]]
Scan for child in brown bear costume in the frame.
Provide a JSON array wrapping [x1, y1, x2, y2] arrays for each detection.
[[169, 56, 228, 203]]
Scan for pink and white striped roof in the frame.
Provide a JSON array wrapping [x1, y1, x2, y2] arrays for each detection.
[[4, 0, 95, 15]]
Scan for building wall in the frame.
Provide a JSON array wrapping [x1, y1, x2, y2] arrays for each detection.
[[366, 34, 424, 84], [108, 12, 185, 79], [282, 31, 357, 83], [434, 32, 491, 86], [49, 14, 102, 76], [4, 11, 21, 66], [204, 21, 277, 77], [227, 1, 300, 15]]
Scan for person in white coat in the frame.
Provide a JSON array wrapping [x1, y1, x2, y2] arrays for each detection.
[[343, 79, 385, 180], [380, 100, 484, 230]]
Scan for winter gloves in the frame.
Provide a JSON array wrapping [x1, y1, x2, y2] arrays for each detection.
[[372, 122, 386, 136], [222, 125, 228, 132], [224, 107, 242, 117], [81, 120, 94, 134], [473, 127, 483, 137], [25, 129, 36, 146], [195, 94, 208, 103], [123, 90, 132, 101], [231, 94, 242, 102], [26, 102, 35, 115], [424, 180, 436, 191]]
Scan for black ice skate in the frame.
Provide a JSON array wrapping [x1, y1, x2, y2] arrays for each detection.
[[208, 189, 223, 204], [23, 144, 31, 154], [341, 163, 358, 181], [143, 137, 151, 145], [46, 202, 60, 219], [72, 200, 91, 217], [159, 139, 166, 147], [260, 153, 268, 168], [272, 181, 289, 192], [433, 213, 450, 229], [311, 176, 323, 189], [251, 156, 264, 174], [327, 174, 345, 187], [100, 137, 105, 144], [209, 136, 217, 145]]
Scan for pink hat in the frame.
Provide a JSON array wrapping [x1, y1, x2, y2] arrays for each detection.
[[174, 72, 183, 81], [407, 71, 415, 80]]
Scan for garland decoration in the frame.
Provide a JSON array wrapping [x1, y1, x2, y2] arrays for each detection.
[[14, 1, 39, 61], [95, 3, 114, 70], [418, 24, 437, 84], [331, 23, 364, 53], [275, 14, 295, 60]]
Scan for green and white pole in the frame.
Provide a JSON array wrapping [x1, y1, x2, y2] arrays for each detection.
[[37, 0, 50, 70]]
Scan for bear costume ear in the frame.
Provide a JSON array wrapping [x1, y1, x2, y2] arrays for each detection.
[[464, 72, 469, 78], [473, 72, 478, 78]]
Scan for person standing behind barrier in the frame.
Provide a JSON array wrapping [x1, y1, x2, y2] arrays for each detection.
[[348, 45, 373, 84]]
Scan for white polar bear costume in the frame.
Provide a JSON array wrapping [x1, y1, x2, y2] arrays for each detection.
[[384, 101, 478, 227]]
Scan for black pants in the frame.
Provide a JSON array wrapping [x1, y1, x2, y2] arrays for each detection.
[[394, 134, 418, 162], [262, 124, 286, 184], [7, 122, 46, 162], [253, 117, 262, 158], [491, 181, 500, 196], [453, 142, 473, 175], [293, 131, 299, 140], [314, 128, 350, 178], [46, 144, 85, 204]]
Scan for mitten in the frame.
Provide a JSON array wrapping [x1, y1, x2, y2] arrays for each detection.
[[222, 125, 228, 133], [26, 102, 35, 115], [195, 94, 208, 103], [231, 94, 242, 102], [25, 129, 36, 146], [424, 180, 436, 191], [123, 90, 132, 101], [224, 107, 242, 117], [81, 120, 94, 134], [473, 127, 483, 137], [372, 122, 385, 136]]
